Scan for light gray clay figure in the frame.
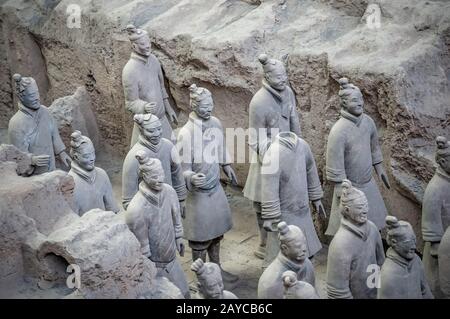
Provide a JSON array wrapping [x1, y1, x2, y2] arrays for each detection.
[[177, 84, 238, 284], [243, 54, 301, 260], [261, 131, 326, 265], [326, 179, 385, 299], [325, 78, 390, 236], [282, 270, 320, 299], [258, 222, 315, 299], [190, 258, 238, 299], [68, 131, 119, 216], [378, 216, 433, 299], [121, 112, 186, 211], [422, 136, 450, 298], [438, 227, 450, 298], [8, 74, 71, 175], [125, 151, 189, 298], [122, 24, 178, 147]]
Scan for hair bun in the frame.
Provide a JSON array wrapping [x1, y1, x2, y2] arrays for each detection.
[[341, 179, 352, 195], [135, 150, 148, 165], [385, 215, 400, 230], [277, 221, 289, 235], [70, 130, 82, 142], [189, 83, 198, 92], [338, 77, 349, 88], [258, 53, 268, 65], [133, 114, 144, 125], [436, 136, 448, 149], [126, 24, 137, 35], [282, 270, 297, 288], [13, 73, 22, 83]]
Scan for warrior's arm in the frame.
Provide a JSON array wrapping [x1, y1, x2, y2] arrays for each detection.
[[422, 186, 444, 242], [125, 204, 150, 256], [50, 113, 66, 155], [248, 102, 270, 161], [260, 147, 282, 221], [325, 129, 346, 183], [8, 122, 31, 153], [374, 228, 386, 266], [177, 131, 196, 191], [369, 118, 383, 165], [121, 155, 140, 210], [326, 241, 353, 299], [170, 145, 187, 201], [122, 68, 152, 115], [420, 260, 434, 299], [305, 142, 324, 201], [102, 172, 120, 213], [170, 188, 184, 239], [157, 61, 174, 115], [288, 90, 301, 137]]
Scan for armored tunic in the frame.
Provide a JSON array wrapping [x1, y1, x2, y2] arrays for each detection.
[[258, 253, 315, 299], [243, 80, 301, 203], [325, 110, 387, 235], [177, 112, 232, 242], [378, 248, 433, 299], [69, 163, 119, 216], [122, 136, 186, 209], [122, 52, 173, 146], [326, 218, 385, 299], [8, 104, 66, 175], [261, 133, 323, 258]]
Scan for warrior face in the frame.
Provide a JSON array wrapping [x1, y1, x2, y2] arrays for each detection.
[[200, 277, 224, 299], [141, 123, 162, 145], [132, 35, 151, 57], [143, 170, 164, 192], [437, 154, 450, 174], [74, 144, 96, 171], [343, 89, 364, 116], [20, 81, 41, 110], [194, 97, 214, 120], [391, 229, 417, 260], [265, 66, 288, 92], [281, 235, 307, 264], [344, 196, 368, 225]]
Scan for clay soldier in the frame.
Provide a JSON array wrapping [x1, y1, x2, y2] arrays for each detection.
[[326, 179, 385, 299], [422, 136, 450, 298], [122, 24, 178, 147], [325, 78, 390, 236], [177, 84, 238, 284], [68, 131, 119, 216], [260, 131, 326, 264], [125, 152, 189, 298], [378, 216, 433, 299], [190, 258, 238, 299], [258, 222, 315, 299], [243, 54, 301, 259], [438, 226, 450, 298], [282, 270, 320, 299], [121, 112, 186, 211], [8, 74, 71, 175]]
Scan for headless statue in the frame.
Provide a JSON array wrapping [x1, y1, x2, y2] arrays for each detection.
[[68, 131, 119, 216], [260, 131, 326, 265], [422, 136, 450, 298], [325, 78, 390, 236], [177, 84, 238, 285], [125, 151, 189, 298], [122, 112, 186, 211], [190, 258, 238, 299], [258, 222, 315, 299], [8, 74, 71, 175], [282, 270, 319, 299], [378, 216, 433, 299], [243, 54, 301, 260], [122, 24, 178, 147], [326, 179, 385, 299]]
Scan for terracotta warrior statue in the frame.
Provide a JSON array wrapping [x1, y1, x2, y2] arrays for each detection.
[[422, 136, 450, 298], [122, 24, 178, 147], [438, 226, 450, 298], [177, 84, 238, 284], [122, 112, 186, 211], [69, 131, 119, 216], [282, 270, 319, 299], [326, 179, 385, 299], [325, 78, 390, 236], [8, 74, 71, 175], [243, 54, 301, 259], [190, 258, 238, 299], [378, 216, 433, 299], [261, 131, 326, 265], [258, 222, 315, 299], [125, 152, 189, 298]]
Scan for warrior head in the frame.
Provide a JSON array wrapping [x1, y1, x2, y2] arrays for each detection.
[[277, 221, 307, 265], [191, 258, 224, 299], [282, 270, 319, 299], [134, 112, 162, 145], [189, 84, 213, 120], [386, 216, 416, 260], [258, 53, 288, 92], [135, 151, 165, 191], [338, 77, 364, 116], [340, 179, 369, 225], [435, 136, 450, 174], [126, 24, 151, 57], [13, 73, 40, 110], [70, 131, 95, 171]]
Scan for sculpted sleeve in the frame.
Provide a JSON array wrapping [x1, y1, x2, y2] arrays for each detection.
[[325, 125, 346, 183], [305, 141, 323, 201], [121, 151, 140, 210], [49, 110, 66, 155], [125, 200, 150, 256], [8, 117, 30, 153], [260, 145, 282, 220], [422, 180, 444, 242], [248, 98, 270, 161], [169, 186, 184, 239], [326, 238, 353, 299], [100, 169, 120, 213], [369, 116, 383, 165], [419, 258, 434, 299], [176, 127, 195, 191], [170, 143, 187, 201], [288, 89, 301, 137], [122, 64, 147, 115]]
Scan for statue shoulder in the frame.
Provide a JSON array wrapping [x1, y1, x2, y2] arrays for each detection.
[[250, 87, 270, 109], [209, 116, 224, 130]]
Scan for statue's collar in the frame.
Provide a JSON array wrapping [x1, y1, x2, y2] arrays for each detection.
[[341, 217, 369, 241], [277, 252, 305, 273], [262, 79, 286, 102], [386, 247, 414, 271], [18, 102, 39, 117], [139, 181, 163, 207], [340, 109, 363, 127], [130, 52, 150, 64], [138, 135, 161, 153], [188, 111, 213, 131], [71, 161, 97, 184], [436, 166, 450, 182], [274, 132, 298, 151]]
